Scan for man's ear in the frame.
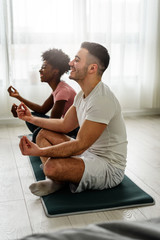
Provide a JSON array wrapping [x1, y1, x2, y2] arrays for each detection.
[[88, 64, 98, 74]]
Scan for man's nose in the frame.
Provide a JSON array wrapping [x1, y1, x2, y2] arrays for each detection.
[[69, 60, 74, 66]]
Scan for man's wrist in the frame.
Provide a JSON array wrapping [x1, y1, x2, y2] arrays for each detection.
[[40, 146, 55, 158], [26, 114, 34, 124], [38, 147, 45, 157], [39, 147, 50, 157]]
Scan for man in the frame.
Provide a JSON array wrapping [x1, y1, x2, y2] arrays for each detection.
[[17, 42, 127, 196], [8, 48, 78, 142]]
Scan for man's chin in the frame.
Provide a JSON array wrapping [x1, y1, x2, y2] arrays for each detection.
[[69, 75, 74, 80]]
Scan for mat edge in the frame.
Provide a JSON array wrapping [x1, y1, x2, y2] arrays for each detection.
[[41, 198, 155, 218]]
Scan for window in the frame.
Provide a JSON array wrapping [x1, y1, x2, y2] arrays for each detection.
[[0, 0, 159, 118]]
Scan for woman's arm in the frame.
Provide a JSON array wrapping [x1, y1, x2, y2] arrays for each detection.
[[8, 86, 53, 114]]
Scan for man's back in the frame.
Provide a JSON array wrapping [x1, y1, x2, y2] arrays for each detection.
[[74, 81, 127, 170]]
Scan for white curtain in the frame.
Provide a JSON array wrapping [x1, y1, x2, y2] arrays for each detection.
[[0, 0, 160, 119]]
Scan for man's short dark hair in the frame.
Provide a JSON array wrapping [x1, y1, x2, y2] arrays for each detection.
[[81, 42, 110, 75], [41, 48, 70, 77]]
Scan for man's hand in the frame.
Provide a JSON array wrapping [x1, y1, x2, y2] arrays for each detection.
[[11, 103, 18, 117], [19, 136, 41, 156], [8, 86, 20, 98], [17, 102, 32, 122]]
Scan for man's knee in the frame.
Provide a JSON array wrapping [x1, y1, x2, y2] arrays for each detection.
[[36, 128, 53, 146], [44, 159, 62, 180], [36, 129, 46, 145]]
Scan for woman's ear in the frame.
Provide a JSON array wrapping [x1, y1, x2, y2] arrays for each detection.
[[52, 69, 60, 76]]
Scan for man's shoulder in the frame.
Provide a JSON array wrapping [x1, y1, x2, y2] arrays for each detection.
[[74, 90, 83, 99], [90, 81, 113, 99], [98, 82, 118, 100], [73, 90, 83, 105]]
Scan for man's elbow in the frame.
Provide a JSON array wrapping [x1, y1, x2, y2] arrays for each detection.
[[73, 141, 89, 156], [73, 149, 84, 155], [63, 124, 78, 135]]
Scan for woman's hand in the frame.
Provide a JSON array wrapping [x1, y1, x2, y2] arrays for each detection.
[[11, 103, 18, 117], [8, 86, 20, 98]]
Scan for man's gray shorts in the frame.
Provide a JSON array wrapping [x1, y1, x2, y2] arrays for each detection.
[[70, 150, 125, 193]]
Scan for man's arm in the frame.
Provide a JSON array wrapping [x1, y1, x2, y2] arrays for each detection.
[[17, 102, 79, 133], [41, 120, 107, 157], [19, 119, 107, 158]]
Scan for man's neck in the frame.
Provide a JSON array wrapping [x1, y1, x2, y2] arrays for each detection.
[[78, 77, 101, 98]]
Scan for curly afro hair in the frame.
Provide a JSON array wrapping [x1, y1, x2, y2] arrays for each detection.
[[41, 48, 70, 77]]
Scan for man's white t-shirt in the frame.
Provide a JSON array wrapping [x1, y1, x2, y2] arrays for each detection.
[[73, 81, 127, 170]]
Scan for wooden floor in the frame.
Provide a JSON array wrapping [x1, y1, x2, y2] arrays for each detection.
[[0, 115, 160, 239]]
